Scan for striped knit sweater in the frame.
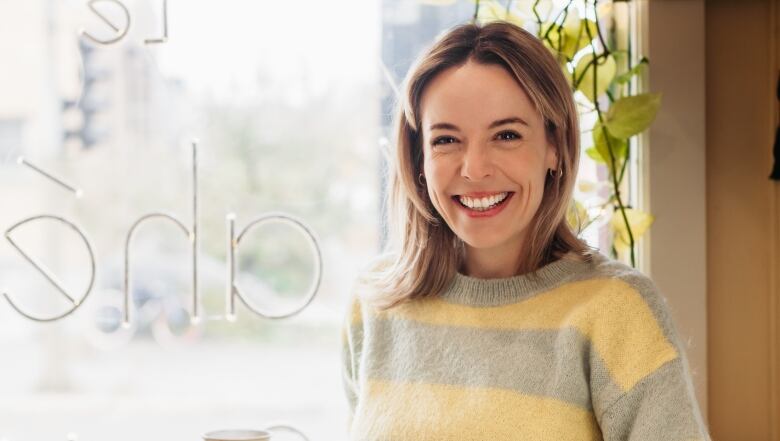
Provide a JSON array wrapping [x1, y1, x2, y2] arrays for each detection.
[[341, 251, 712, 440]]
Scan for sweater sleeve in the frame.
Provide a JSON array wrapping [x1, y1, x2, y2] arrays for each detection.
[[597, 356, 711, 441], [593, 273, 712, 441]]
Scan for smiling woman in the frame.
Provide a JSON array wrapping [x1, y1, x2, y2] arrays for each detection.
[[342, 21, 712, 441], [365, 20, 592, 308]]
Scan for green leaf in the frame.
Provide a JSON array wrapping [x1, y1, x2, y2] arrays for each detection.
[[540, 22, 564, 52], [615, 57, 649, 85], [592, 121, 628, 175], [574, 53, 616, 103], [610, 50, 630, 61], [604, 93, 662, 139], [585, 147, 605, 163], [562, 7, 581, 35], [561, 9, 583, 58], [562, 18, 598, 59], [611, 208, 654, 253]]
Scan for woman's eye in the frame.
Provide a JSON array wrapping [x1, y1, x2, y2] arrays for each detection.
[[496, 131, 521, 141], [432, 136, 457, 146]]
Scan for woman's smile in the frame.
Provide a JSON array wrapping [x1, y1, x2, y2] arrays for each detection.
[[451, 191, 515, 218]]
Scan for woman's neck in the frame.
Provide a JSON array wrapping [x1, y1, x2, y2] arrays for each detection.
[[461, 243, 524, 279]]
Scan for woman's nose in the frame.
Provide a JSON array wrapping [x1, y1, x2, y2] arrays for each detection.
[[460, 146, 494, 181]]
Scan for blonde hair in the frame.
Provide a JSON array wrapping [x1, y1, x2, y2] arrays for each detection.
[[359, 21, 593, 309]]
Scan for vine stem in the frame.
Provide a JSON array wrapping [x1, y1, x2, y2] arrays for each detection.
[[587, 0, 636, 266], [532, 0, 542, 28], [542, 0, 576, 40]]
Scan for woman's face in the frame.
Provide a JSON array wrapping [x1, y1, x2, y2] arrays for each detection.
[[419, 60, 558, 254]]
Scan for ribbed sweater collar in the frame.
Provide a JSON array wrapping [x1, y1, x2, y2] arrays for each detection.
[[438, 253, 597, 306]]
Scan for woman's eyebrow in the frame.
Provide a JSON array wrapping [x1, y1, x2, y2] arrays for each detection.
[[429, 116, 529, 132], [429, 122, 460, 131], [488, 117, 529, 128]]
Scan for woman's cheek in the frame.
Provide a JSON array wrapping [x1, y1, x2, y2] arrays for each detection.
[[423, 180, 442, 211]]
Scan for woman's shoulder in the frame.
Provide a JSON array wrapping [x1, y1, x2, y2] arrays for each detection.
[[574, 251, 680, 341], [576, 250, 657, 292]]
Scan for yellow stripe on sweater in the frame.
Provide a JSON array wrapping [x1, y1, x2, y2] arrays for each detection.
[[371, 278, 678, 394], [352, 379, 602, 441]]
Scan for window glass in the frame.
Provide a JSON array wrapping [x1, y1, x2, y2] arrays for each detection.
[[0, 1, 635, 440]]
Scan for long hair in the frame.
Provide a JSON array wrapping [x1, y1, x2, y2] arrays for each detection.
[[358, 21, 594, 309]]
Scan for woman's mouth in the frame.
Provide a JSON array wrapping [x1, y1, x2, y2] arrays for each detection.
[[451, 192, 515, 217]]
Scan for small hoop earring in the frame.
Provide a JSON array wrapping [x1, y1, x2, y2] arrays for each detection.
[[548, 168, 563, 179], [418, 172, 426, 186]]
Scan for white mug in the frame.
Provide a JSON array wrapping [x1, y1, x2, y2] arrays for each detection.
[[203, 425, 309, 441]]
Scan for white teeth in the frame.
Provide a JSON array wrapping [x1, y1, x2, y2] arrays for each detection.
[[458, 192, 509, 211]]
